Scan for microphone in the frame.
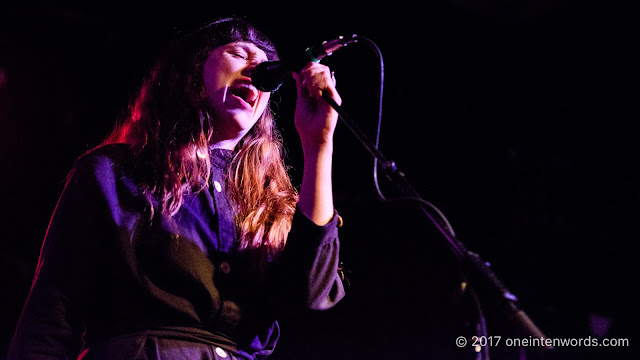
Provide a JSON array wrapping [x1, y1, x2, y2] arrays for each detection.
[[252, 34, 358, 92]]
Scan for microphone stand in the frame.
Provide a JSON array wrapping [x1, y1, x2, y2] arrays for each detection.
[[322, 92, 553, 355]]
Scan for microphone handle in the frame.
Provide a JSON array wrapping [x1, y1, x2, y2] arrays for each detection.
[[306, 34, 358, 63]]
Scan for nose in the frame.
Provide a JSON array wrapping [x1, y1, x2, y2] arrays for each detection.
[[243, 60, 262, 78]]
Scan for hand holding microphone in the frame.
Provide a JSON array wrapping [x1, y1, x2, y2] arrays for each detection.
[[293, 61, 342, 149]]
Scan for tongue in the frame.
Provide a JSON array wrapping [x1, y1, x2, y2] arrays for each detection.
[[231, 87, 256, 105]]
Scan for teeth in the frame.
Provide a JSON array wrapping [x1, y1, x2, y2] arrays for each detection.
[[231, 83, 258, 105], [237, 83, 256, 91]]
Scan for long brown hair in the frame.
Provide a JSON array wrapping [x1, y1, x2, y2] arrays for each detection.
[[103, 17, 298, 250]]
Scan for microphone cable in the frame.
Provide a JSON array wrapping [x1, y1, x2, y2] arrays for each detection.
[[357, 35, 457, 239], [358, 35, 492, 360]]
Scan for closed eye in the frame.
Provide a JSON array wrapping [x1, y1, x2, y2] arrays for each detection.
[[224, 43, 268, 63], [230, 51, 247, 60]]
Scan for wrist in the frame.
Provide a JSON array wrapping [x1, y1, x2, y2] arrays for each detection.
[[301, 138, 333, 159]]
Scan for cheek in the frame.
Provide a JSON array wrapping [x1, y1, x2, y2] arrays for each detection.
[[203, 77, 220, 106], [208, 89, 225, 112], [256, 93, 271, 114], [202, 57, 231, 100]]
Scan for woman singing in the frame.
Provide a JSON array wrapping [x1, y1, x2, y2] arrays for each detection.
[[9, 17, 345, 360]]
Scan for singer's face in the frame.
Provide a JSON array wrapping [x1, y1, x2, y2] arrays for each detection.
[[203, 41, 271, 148]]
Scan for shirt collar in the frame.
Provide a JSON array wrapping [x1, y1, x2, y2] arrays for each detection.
[[209, 147, 234, 169]]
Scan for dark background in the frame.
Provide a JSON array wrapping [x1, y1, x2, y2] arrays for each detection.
[[1, 0, 638, 359]]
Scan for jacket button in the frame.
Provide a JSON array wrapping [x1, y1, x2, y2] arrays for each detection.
[[215, 347, 228, 358], [213, 180, 223, 193], [220, 261, 231, 274]]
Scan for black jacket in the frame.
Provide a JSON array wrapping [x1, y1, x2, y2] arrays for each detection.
[[8, 144, 344, 360]]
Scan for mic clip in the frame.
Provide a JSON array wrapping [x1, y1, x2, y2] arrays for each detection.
[[307, 34, 358, 62]]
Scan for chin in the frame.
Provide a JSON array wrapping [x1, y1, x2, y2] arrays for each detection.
[[236, 114, 261, 131], [221, 115, 258, 139]]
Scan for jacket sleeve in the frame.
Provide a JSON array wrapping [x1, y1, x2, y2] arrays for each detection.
[[274, 208, 345, 311], [8, 154, 117, 359]]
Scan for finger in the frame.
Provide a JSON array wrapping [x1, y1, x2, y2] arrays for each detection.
[[301, 65, 334, 100], [313, 68, 342, 106], [322, 81, 342, 106], [298, 62, 343, 106], [291, 71, 305, 98], [300, 62, 330, 85]]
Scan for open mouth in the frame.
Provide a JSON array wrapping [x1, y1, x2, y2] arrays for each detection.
[[230, 83, 259, 107]]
